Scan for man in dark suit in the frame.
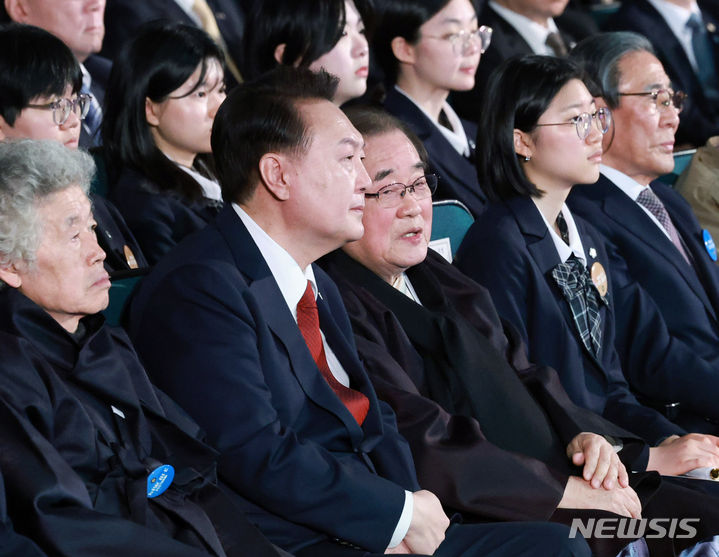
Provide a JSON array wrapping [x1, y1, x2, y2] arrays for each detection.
[[451, 0, 597, 124], [128, 67, 590, 557], [568, 32, 719, 433], [101, 0, 244, 85], [4, 0, 111, 147], [605, 0, 719, 147]]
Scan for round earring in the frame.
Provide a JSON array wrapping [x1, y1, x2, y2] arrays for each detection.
[[524, 155, 531, 162]]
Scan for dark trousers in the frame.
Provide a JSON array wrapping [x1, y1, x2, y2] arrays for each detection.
[[296, 522, 592, 557]]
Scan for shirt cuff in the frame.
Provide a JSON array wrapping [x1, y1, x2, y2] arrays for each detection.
[[387, 490, 414, 549]]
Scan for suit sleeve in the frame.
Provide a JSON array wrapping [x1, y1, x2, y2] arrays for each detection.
[[131, 263, 407, 552]]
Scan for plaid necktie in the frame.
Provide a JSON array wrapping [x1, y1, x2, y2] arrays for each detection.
[[636, 187, 691, 265], [296, 281, 369, 425], [551, 255, 606, 357]]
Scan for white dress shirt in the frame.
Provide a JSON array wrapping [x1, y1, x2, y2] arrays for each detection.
[[394, 86, 472, 157], [178, 164, 223, 201], [233, 203, 413, 548], [532, 199, 588, 264], [488, 2, 561, 55], [646, 0, 703, 71], [600, 165, 672, 241], [173, 0, 202, 24]]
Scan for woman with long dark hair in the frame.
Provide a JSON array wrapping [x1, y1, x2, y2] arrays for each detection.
[[103, 20, 226, 265]]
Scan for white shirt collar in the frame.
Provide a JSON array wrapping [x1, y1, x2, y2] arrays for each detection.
[[532, 200, 587, 264], [233, 203, 318, 319], [394, 86, 471, 157], [599, 165, 672, 240], [488, 2, 559, 55], [646, 0, 702, 69], [177, 164, 223, 201]]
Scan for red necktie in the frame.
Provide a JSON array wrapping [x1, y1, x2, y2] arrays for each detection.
[[296, 281, 369, 425]]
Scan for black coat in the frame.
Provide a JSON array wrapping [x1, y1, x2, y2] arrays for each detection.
[[0, 288, 281, 557]]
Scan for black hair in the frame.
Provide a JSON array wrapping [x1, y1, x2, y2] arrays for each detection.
[[102, 20, 225, 202], [477, 55, 588, 202], [372, 0, 455, 85], [211, 67, 338, 204], [243, 0, 373, 80], [343, 104, 429, 167], [0, 23, 82, 126]]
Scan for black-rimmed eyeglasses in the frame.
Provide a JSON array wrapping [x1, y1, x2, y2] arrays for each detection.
[[618, 89, 686, 113], [26, 93, 92, 126], [535, 108, 612, 140], [364, 174, 438, 208]]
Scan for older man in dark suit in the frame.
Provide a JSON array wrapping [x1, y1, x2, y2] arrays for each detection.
[[568, 32, 719, 433], [128, 67, 590, 557]]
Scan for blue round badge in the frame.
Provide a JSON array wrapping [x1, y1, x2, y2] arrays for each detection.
[[703, 229, 717, 261], [147, 464, 175, 498]]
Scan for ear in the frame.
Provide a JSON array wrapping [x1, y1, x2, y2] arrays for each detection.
[[273, 43, 287, 65], [391, 36, 416, 65], [513, 128, 533, 160], [145, 97, 161, 127], [258, 152, 292, 201], [0, 262, 22, 289], [4, 0, 29, 23]]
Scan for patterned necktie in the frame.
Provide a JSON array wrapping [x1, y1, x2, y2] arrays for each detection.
[[545, 31, 568, 56], [192, 0, 243, 83], [636, 187, 691, 265], [687, 12, 719, 100], [296, 281, 369, 425], [80, 79, 102, 144], [551, 255, 606, 357]]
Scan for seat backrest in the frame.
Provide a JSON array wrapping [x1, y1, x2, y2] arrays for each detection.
[[102, 272, 145, 327], [429, 199, 475, 261], [658, 148, 697, 186]]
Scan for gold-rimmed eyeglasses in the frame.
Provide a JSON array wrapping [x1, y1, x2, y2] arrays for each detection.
[[364, 174, 438, 208], [535, 108, 612, 140]]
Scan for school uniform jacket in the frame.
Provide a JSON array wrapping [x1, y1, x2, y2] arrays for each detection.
[[455, 196, 685, 445]]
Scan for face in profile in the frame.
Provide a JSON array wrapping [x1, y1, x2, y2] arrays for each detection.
[[603, 50, 680, 185], [405, 0, 482, 93], [282, 99, 369, 258], [14, 0, 106, 62], [0, 84, 83, 148], [343, 129, 433, 283], [145, 58, 226, 168], [309, 0, 369, 105], [517, 78, 605, 193], [0, 185, 110, 333]]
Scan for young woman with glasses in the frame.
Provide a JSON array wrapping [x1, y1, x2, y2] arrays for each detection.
[[243, 0, 371, 107], [371, 0, 492, 218], [102, 20, 226, 265]]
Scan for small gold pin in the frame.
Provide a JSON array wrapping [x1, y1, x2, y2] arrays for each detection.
[[123, 245, 139, 270]]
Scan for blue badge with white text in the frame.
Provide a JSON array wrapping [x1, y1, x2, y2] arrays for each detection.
[[703, 230, 717, 261], [147, 464, 174, 498]]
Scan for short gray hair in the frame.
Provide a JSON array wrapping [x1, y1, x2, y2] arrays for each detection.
[[569, 31, 655, 109], [0, 139, 95, 271]]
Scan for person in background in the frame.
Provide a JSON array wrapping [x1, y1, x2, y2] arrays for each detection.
[[3, 0, 110, 147], [243, 0, 370, 107], [605, 0, 719, 147], [371, 0, 492, 218], [450, 0, 597, 123], [0, 23, 146, 274], [103, 21, 225, 265]]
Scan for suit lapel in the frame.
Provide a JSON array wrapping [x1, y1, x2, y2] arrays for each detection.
[[213, 207, 365, 437], [597, 177, 717, 317]]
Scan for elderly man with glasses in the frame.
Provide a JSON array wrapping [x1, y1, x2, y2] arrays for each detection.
[[568, 31, 719, 437]]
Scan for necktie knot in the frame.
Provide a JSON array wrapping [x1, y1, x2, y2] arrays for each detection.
[[636, 187, 692, 265]]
